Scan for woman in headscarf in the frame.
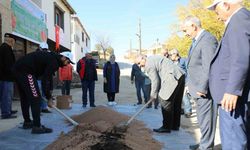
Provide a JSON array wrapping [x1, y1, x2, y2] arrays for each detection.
[[103, 54, 120, 106]]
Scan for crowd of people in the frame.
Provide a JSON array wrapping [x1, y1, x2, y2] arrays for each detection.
[[129, 0, 250, 150], [0, 0, 249, 149]]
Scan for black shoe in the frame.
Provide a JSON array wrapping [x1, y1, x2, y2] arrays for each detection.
[[189, 144, 199, 150], [181, 109, 184, 115], [1, 115, 17, 119], [23, 121, 33, 129], [153, 126, 171, 133], [31, 125, 53, 134], [154, 106, 158, 109], [90, 104, 96, 107], [185, 113, 192, 118], [137, 102, 142, 105], [41, 109, 51, 113], [146, 105, 152, 108], [11, 110, 18, 114], [82, 105, 86, 108], [171, 127, 179, 131]]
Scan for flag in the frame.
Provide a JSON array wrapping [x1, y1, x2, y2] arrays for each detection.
[[55, 25, 60, 51]]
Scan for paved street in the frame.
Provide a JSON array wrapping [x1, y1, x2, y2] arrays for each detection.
[[0, 60, 221, 150]]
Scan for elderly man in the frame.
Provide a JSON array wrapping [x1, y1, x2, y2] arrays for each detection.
[[131, 55, 147, 105], [77, 53, 98, 108], [0, 33, 17, 119], [169, 49, 192, 118], [207, 0, 250, 149], [139, 55, 185, 133], [182, 16, 218, 150]]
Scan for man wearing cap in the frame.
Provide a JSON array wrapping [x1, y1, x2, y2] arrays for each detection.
[[182, 16, 218, 150], [207, 0, 250, 149], [0, 33, 18, 119], [12, 50, 74, 134]]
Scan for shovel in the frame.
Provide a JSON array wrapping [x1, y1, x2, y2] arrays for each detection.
[[114, 98, 155, 133], [47, 99, 79, 126], [52, 106, 79, 126]]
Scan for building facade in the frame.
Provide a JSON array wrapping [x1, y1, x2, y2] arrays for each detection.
[[71, 15, 90, 69], [38, 0, 76, 52]]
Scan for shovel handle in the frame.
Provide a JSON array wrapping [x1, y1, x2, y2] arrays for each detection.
[[126, 98, 155, 125], [52, 106, 79, 126]]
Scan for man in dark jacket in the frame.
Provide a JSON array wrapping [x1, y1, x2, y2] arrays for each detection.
[[0, 33, 17, 119], [12, 51, 74, 134], [77, 53, 98, 108], [131, 56, 147, 105]]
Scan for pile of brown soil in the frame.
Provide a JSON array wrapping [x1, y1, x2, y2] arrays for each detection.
[[46, 106, 162, 150]]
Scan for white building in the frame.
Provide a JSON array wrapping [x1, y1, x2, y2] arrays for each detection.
[[32, 0, 76, 52], [71, 15, 90, 69]]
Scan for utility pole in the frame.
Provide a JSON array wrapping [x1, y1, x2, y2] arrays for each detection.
[[136, 18, 142, 54]]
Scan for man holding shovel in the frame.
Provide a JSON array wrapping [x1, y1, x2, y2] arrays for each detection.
[[12, 51, 74, 134], [138, 55, 185, 133]]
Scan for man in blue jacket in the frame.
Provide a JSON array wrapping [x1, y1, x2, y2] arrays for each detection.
[[208, 0, 250, 149]]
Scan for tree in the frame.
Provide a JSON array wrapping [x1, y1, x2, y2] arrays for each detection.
[[164, 0, 250, 57], [95, 35, 111, 60]]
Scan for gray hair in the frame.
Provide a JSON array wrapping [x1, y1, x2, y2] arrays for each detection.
[[184, 16, 202, 28], [169, 49, 179, 56], [135, 54, 146, 64], [226, 0, 243, 4]]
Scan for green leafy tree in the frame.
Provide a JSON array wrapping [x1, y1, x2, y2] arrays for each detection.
[[164, 0, 250, 57]]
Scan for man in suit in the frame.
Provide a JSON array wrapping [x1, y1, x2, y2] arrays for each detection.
[[169, 49, 192, 118], [182, 16, 218, 150], [207, 0, 250, 149], [139, 55, 185, 133]]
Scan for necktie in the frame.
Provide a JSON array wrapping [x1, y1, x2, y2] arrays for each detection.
[[188, 39, 196, 58]]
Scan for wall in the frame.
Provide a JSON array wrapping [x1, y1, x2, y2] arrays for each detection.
[[41, 0, 71, 49], [71, 16, 91, 70], [0, 0, 12, 43]]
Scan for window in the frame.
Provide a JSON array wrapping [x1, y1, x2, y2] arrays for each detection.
[[81, 47, 83, 53], [86, 38, 88, 47], [74, 34, 79, 44], [82, 32, 84, 42], [54, 4, 64, 30]]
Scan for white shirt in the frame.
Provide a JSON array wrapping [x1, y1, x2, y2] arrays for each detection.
[[194, 29, 205, 41]]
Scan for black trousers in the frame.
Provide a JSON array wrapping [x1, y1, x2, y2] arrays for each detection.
[[247, 102, 250, 150], [15, 73, 41, 127], [107, 92, 116, 102], [160, 75, 185, 130], [61, 80, 71, 95]]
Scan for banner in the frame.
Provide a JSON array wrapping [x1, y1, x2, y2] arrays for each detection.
[[11, 0, 47, 43]]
